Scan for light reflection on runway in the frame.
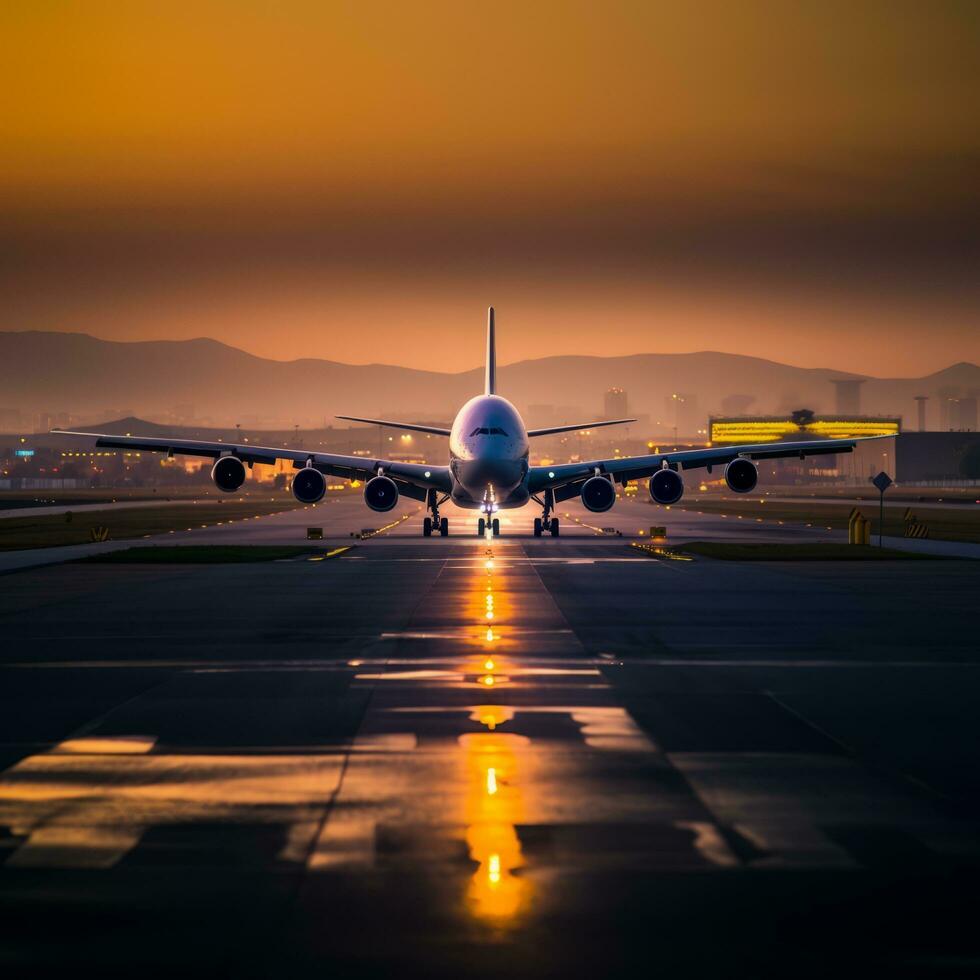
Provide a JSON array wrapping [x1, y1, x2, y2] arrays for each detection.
[[305, 534, 679, 918], [463, 726, 531, 925], [462, 540, 531, 925]]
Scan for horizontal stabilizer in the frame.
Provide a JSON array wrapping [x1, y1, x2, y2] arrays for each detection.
[[527, 418, 636, 438], [336, 416, 451, 437]]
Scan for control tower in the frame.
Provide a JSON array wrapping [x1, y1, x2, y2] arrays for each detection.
[[830, 379, 866, 415], [914, 395, 928, 431]]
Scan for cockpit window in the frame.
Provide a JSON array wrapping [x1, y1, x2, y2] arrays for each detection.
[[469, 426, 508, 436]]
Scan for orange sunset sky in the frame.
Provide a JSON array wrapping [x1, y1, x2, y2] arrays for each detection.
[[1, 1, 978, 375]]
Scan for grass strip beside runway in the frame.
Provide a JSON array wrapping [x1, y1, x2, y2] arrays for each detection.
[[0, 498, 304, 550], [79, 545, 350, 563], [0, 487, 247, 510], [666, 497, 980, 543], [666, 542, 945, 561]]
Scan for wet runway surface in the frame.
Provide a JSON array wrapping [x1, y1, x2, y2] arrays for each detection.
[[2, 496, 980, 977]]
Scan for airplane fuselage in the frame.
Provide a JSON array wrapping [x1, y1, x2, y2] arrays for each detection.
[[448, 394, 530, 510]]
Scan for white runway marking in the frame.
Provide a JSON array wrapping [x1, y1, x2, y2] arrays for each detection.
[[669, 751, 958, 869], [0, 748, 345, 869]]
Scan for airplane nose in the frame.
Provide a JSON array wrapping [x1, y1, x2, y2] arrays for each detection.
[[460, 460, 524, 492]]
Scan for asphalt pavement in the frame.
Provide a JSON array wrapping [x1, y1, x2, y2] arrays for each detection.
[[1, 493, 978, 977]]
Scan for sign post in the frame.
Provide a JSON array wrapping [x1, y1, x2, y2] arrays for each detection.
[[871, 471, 893, 547]]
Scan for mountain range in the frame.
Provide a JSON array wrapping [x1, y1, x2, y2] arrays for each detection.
[[1, 330, 977, 431]]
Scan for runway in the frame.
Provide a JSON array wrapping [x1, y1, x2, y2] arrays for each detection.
[[1, 493, 979, 977], [121, 489, 857, 546]]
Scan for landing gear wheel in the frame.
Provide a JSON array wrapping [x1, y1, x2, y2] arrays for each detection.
[[439, 517, 449, 537], [477, 517, 486, 536], [423, 517, 432, 537], [492, 518, 500, 537], [550, 517, 560, 537], [533, 517, 542, 537]]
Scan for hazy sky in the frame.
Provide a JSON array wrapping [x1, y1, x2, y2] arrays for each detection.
[[1, 1, 978, 375]]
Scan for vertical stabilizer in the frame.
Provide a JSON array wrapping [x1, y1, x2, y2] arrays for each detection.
[[485, 306, 496, 395]]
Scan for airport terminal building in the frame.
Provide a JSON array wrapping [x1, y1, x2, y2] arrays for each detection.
[[709, 415, 980, 485], [709, 415, 901, 484]]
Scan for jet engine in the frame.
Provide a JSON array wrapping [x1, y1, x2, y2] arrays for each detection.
[[291, 467, 326, 504], [211, 455, 246, 493], [649, 468, 684, 505], [725, 457, 758, 494], [580, 476, 616, 513], [364, 475, 399, 512]]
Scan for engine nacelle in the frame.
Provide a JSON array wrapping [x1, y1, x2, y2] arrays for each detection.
[[211, 455, 246, 493], [581, 476, 616, 513], [725, 457, 758, 494], [364, 475, 399, 512], [291, 467, 326, 504], [649, 468, 684, 505]]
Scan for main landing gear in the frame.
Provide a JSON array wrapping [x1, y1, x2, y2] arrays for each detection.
[[533, 516, 559, 537], [422, 490, 450, 537], [422, 516, 448, 537], [532, 490, 560, 537]]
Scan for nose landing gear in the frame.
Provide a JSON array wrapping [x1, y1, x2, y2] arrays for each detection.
[[477, 516, 501, 537], [533, 516, 559, 537]]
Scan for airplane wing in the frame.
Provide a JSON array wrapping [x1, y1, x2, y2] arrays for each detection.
[[335, 416, 451, 437], [54, 431, 452, 493], [526, 418, 636, 438], [527, 434, 891, 494]]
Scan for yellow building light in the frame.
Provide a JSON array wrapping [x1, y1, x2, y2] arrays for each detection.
[[709, 417, 900, 444]]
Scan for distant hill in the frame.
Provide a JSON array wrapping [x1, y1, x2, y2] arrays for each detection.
[[1, 330, 977, 429]]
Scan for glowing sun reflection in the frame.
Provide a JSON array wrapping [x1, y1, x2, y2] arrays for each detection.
[[461, 727, 531, 926]]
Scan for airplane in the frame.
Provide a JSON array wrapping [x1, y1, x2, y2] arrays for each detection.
[[58, 307, 887, 538]]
